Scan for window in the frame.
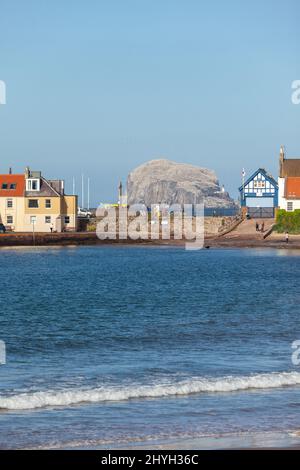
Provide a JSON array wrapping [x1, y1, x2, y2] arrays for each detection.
[[1, 183, 16, 190], [28, 199, 39, 208], [30, 216, 37, 224], [26, 179, 40, 191], [64, 216, 70, 224], [45, 199, 51, 209], [6, 199, 13, 208], [45, 216, 51, 224], [254, 180, 266, 189], [287, 201, 294, 212], [6, 215, 13, 224]]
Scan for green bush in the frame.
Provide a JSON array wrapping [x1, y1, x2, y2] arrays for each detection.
[[275, 209, 300, 233]]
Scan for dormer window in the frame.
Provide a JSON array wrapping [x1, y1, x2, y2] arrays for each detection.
[[1, 182, 17, 190], [26, 178, 40, 191]]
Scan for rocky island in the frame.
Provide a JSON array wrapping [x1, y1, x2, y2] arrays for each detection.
[[127, 159, 237, 209]]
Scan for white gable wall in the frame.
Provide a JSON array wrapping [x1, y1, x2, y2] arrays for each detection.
[[244, 172, 276, 195], [278, 177, 300, 211], [278, 178, 285, 209]]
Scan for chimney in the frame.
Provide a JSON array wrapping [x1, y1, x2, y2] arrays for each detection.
[[279, 145, 285, 177], [9, 167, 12, 174], [25, 166, 30, 178]]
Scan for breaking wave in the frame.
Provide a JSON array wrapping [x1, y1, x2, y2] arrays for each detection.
[[1, 371, 300, 411]]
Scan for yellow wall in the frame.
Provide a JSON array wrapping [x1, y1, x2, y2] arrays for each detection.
[[61, 195, 77, 215], [24, 196, 61, 214], [61, 195, 78, 231], [0, 195, 78, 232]]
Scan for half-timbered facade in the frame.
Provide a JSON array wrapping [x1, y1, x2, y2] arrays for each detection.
[[239, 168, 278, 218]]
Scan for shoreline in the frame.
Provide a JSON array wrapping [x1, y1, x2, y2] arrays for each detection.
[[0, 231, 300, 249]]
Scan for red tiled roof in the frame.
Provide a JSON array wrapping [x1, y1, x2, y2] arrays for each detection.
[[285, 177, 300, 199], [0, 174, 25, 197]]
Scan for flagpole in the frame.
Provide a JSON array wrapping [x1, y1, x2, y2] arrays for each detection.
[[242, 169, 245, 206], [81, 174, 84, 209]]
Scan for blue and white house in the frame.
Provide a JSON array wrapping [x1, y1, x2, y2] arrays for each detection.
[[239, 168, 278, 218]]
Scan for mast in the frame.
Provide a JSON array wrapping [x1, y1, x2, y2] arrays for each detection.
[[81, 174, 84, 209]]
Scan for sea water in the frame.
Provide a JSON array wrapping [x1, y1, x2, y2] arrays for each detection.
[[0, 246, 300, 449]]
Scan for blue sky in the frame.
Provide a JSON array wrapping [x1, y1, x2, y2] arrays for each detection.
[[0, 0, 299, 206]]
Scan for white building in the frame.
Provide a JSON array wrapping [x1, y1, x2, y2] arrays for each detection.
[[239, 168, 278, 218], [278, 146, 300, 212]]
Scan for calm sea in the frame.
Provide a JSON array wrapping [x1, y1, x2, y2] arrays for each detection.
[[0, 246, 300, 449]]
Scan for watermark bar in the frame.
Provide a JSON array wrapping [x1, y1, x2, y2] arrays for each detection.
[[291, 80, 300, 105], [0, 80, 6, 105], [0, 340, 6, 365], [291, 340, 300, 365]]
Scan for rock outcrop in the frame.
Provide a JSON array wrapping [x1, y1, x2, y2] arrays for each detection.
[[127, 159, 237, 208]]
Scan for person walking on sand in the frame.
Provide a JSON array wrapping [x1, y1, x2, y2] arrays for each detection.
[[261, 222, 265, 233], [285, 231, 289, 244], [255, 221, 259, 232]]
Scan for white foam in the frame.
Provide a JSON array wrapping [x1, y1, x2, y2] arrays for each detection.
[[1, 371, 300, 411]]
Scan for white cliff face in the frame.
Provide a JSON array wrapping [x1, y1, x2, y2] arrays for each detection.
[[127, 159, 237, 208]]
